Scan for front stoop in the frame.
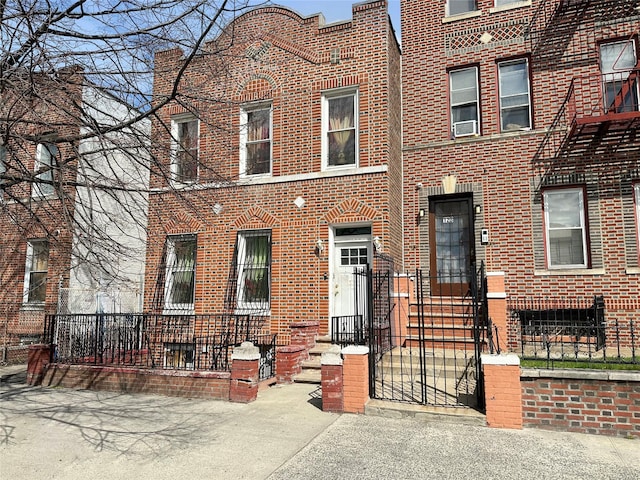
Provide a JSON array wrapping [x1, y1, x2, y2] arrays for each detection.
[[293, 336, 333, 385], [365, 399, 486, 426]]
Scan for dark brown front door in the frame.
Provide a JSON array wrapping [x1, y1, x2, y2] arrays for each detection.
[[429, 196, 474, 296]]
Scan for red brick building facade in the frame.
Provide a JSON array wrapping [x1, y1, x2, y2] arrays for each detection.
[[401, 0, 640, 344], [0, 73, 81, 362], [145, 1, 402, 341]]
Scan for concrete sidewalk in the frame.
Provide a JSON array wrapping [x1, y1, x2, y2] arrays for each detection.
[[1, 365, 639, 479]]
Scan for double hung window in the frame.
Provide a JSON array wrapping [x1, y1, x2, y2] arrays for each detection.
[[323, 90, 357, 168], [240, 105, 271, 176], [171, 117, 199, 183], [33, 143, 58, 197], [164, 235, 197, 311], [24, 240, 49, 304], [236, 231, 271, 312], [600, 40, 639, 113], [450, 67, 480, 137], [498, 59, 532, 131], [543, 188, 588, 268]]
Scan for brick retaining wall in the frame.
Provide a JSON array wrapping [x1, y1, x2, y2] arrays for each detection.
[[521, 369, 640, 438], [42, 364, 231, 400]]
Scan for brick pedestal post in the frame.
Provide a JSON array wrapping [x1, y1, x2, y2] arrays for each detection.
[[486, 272, 508, 352], [321, 345, 343, 413], [289, 321, 319, 359], [482, 353, 522, 429], [342, 345, 369, 414], [275, 344, 305, 384], [229, 342, 260, 403], [27, 344, 52, 386]]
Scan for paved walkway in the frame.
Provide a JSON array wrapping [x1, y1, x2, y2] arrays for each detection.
[[1, 364, 639, 479]]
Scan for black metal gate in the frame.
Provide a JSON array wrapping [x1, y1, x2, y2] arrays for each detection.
[[333, 257, 488, 409]]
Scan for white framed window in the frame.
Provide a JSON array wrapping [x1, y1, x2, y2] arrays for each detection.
[[450, 67, 480, 137], [600, 40, 639, 113], [543, 188, 589, 268], [164, 342, 195, 369], [495, 0, 520, 6], [171, 117, 199, 183], [0, 145, 5, 182], [23, 240, 49, 304], [498, 59, 532, 131], [322, 89, 358, 169], [164, 235, 196, 311], [32, 142, 58, 197], [240, 104, 272, 176], [447, 0, 477, 16], [236, 230, 271, 312]]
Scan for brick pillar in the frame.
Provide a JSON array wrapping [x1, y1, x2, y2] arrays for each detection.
[[342, 345, 369, 414], [486, 272, 508, 352], [275, 344, 305, 384], [229, 342, 260, 403], [321, 345, 343, 413], [481, 353, 522, 429], [289, 321, 319, 359], [27, 344, 52, 386]]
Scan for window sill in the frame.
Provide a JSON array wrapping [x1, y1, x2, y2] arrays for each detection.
[[162, 308, 195, 316], [442, 10, 482, 23], [626, 267, 640, 275], [534, 268, 605, 276], [21, 303, 45, 311], [489, 1, 532, 14]]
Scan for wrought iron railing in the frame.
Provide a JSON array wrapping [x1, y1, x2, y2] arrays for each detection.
[[510, 296, 639, 367], [44, 313, 277, 379]]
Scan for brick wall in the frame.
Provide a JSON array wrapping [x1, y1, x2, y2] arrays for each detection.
[[401, 0, 640, 329], [521, 369, 640, 438], [146, 1, 402, 339], [42, 364, 231, 400], [0, 72, 83, 363]]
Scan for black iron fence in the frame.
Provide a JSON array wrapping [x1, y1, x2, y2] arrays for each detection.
[[44, 313, 277, 380], [510, 296, 638, 367]]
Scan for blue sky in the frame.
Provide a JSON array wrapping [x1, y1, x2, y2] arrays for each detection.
[[272, 1, 401, 40]]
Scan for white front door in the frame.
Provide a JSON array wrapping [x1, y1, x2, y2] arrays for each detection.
[[330, 227, 372, 333]]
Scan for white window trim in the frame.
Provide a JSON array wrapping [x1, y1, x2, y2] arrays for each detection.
[[446, 0, 478, 18], [163, 235, 196, 313], [498, 58, 532, 132], [321, 88, 359, 171], [23, 240, 48, 305], [490, 0, 531, 13], [544, 188, 589, 269], [32, 142, 57, 198], [170, 116, 199, 184], [450, 67, 480, 137], [236, 230, 271, 314], [239, 103, 272, 178]]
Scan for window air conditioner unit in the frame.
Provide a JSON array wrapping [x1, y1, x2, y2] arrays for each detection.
[[453, 120, 478, 138]]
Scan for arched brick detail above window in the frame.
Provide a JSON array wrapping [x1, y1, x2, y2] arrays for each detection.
[[234, 205, 277, 230], [164, 212, 203, 234], [324, 198, 380, 224], [236, 73, 279, 102]]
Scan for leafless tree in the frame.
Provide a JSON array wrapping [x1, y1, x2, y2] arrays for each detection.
[[0, 0, 268, 357]]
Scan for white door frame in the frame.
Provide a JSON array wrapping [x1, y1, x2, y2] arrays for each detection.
[[328, 224, 372, 334]]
